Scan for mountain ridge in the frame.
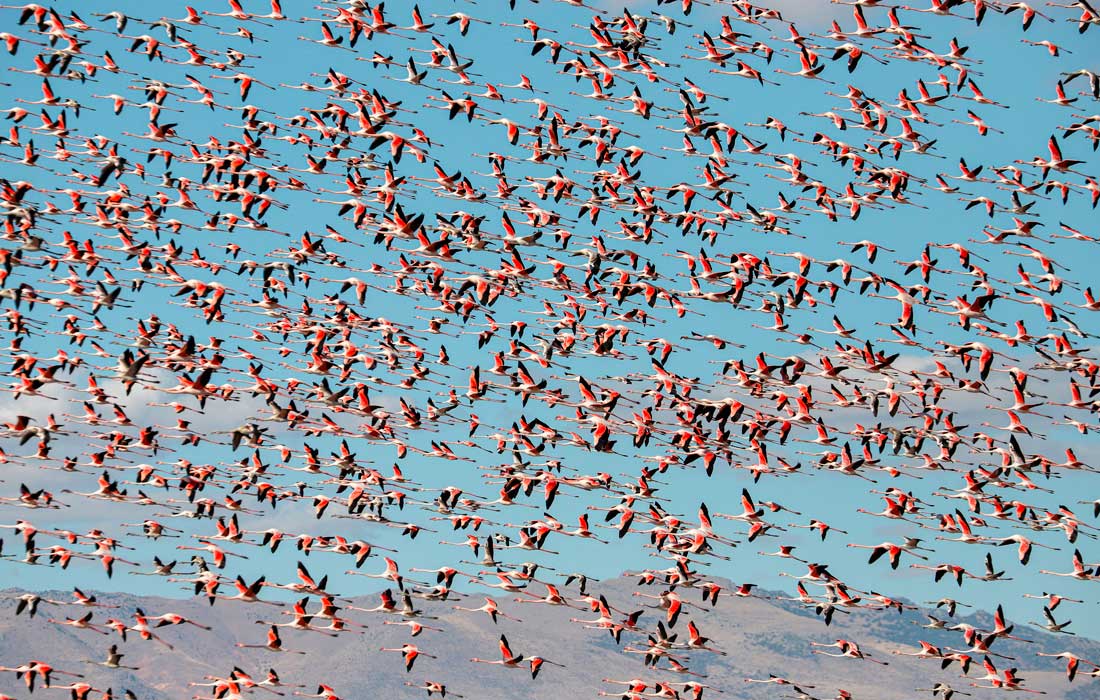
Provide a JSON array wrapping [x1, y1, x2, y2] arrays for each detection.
[[2, 576, 1097, 700]]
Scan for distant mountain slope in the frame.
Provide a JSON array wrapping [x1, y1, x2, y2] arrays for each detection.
[[2, 578, 1097, 700]]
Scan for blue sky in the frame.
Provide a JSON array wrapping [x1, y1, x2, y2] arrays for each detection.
[[1, 0, 1099, 646]]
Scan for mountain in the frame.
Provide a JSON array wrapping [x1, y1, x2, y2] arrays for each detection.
[[1, 578, 1097, 700]]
